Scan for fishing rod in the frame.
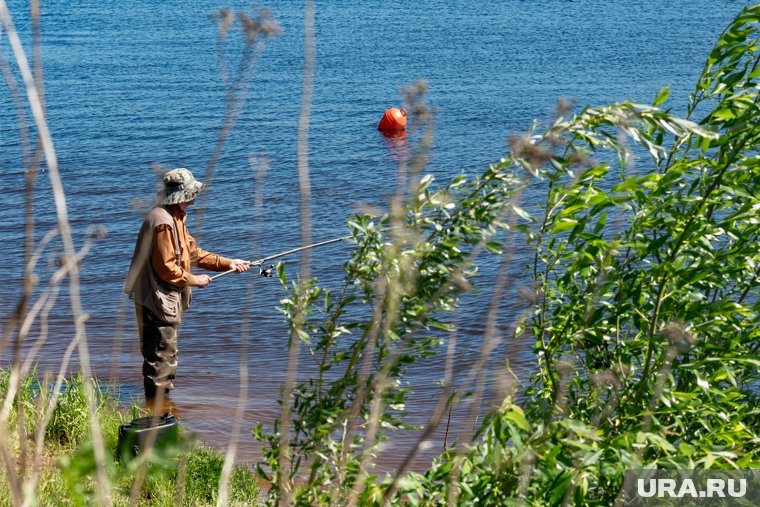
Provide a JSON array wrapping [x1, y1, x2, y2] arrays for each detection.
[[210, 235, 350, 281]]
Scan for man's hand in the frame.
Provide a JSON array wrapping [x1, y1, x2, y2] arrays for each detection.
[[230, 259, 251, 273], [194, 274, 212, 287]]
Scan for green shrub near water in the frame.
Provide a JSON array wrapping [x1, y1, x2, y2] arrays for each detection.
[[384, 5, 760, 505], [254, 4, 760, 506]]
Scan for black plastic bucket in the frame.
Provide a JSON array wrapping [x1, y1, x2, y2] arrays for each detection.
[[117, 413, 180, 461]]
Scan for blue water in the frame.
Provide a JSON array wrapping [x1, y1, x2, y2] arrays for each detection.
[[0, 0, 751, 466]]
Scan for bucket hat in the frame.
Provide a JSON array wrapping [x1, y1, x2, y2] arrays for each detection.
[[157, 168, 206, 205]]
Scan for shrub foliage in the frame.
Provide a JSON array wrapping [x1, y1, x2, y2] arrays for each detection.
[[255, 4, 760, 505]]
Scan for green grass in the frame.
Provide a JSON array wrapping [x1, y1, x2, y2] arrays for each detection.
[[0, 369, 260, 506]]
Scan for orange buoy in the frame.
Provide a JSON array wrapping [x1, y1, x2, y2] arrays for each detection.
[[378, 107, 407, 131]]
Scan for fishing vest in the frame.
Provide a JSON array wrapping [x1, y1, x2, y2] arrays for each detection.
[[124, 206, 191, 324]]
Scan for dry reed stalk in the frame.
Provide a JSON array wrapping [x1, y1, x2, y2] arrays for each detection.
[[0, 2, 111, 504], [107, 295, 128, 387], [132, 9, 278, 505], [338, 143, 421, 499], [5, 35, 38, 469], [334, 182, 522, 505], [327, 278, 387, 500], [346, 87, 443, 505], [0, 28, 31, 362], [195, 9, 280, 234], [278, 0, 315, 502], [344, 85, 521, 504], [215, 155, 268, 506], [14, 4, 39, 411], [342, 278, 393, 505], [20, 235, 101, 504], [173, 441, 191, 507], [380, 327, 458, 504], [432, 177, 530, 506], [8, 152, 92, 498], [345, 123, 424, 504], [19, 231, 100, 377]]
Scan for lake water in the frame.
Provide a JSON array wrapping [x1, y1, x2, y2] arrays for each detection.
[[0, 0, 751, 469]]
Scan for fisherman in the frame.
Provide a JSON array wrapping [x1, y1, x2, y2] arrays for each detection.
[[124, 168, 250, 399]]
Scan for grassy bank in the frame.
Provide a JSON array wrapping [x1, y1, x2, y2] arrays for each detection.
[[0, 369, 259, 506]]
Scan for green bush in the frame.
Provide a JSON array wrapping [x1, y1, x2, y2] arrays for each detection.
[[392, 4, 760, 506], [254, 4, 760, 505]]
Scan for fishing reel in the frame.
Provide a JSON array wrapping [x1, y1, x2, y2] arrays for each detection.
[[259, 264, 275, 277]]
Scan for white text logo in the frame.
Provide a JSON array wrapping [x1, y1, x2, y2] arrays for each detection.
[[637, 478, 747, 499]]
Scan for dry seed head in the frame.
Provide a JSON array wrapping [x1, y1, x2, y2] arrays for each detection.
[[237, 11, 281, 42], [556, 358, 574, 376], [210, 8, 234, 37], [568, 153, 589, 166], [401, 79, 429, 100], [518, 286, 538, 306], [590, 370, 617, 387], [508, 135, 552, 170], [449, 272, 473, 292], [496, 367, 516, 400], [258, 10, 282, 37], [150, 162, 168, 179], [56, 255, 82, 269], [662, 321, 697, 352], [88, 224, 107, 240], [556, 97, 574, 118], [237, 13, 258, 42], [401, 80, 434, 123]]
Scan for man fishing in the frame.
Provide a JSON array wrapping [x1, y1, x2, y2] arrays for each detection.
[[124, 168, 250, 399]]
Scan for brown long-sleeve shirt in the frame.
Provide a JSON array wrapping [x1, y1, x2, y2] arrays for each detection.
[[152, 205, 233, 287]]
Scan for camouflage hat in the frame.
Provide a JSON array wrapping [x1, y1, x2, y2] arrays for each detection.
[[157, 168, 206, 205]]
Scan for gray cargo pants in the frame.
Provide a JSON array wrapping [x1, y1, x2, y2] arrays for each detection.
[[135, 303, 178, 397]]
